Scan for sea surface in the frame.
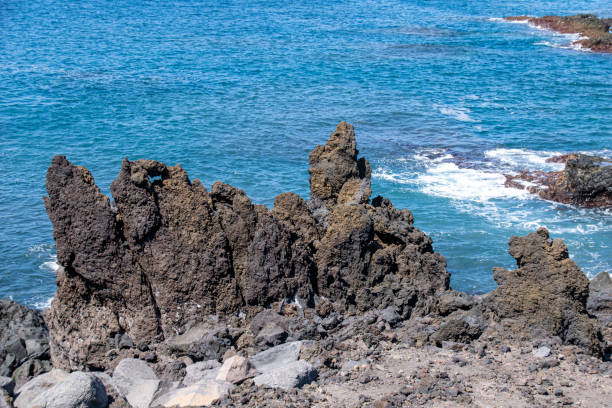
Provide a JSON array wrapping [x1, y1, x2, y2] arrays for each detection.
[[1, 0, 611, 309]]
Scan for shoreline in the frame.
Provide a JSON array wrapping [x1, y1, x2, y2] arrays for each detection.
[[2, 122, 611, 407]]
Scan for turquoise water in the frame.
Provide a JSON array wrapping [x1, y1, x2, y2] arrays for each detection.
[[1, 0, 611, 308]]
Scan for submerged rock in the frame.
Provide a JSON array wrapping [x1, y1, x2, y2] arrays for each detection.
[[505, 14, 612, 53], [504, 153, 612, 208], [43, 122, 450, 371]]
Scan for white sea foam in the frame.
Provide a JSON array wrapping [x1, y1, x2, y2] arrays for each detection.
[[415, 162, 531, 202], [33, 297, 53, 310], [435, 105, 479, 123], [488, 17, 530, 25], [484, 148, 564, 171], [39, 254, 60, 273]]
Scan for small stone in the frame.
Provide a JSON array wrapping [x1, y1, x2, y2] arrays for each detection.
[[528, 363, 539, 372], [554, 389, 564, 396], [446, 387, 460, 397], [500, 345, 511, 353], [532, 346, 551, 358]]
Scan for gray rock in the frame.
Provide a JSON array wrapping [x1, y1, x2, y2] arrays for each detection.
[[166, 324, 231, 361], [532, 346, 551, 358], [14, 369, 69, 408], [30, 372, 107, 408], [254, 323, 288, 351], [91, 372, 126, 405], [154, 380, 233, 407], [25, 339, 48, 360], [253, 360, 317, 390], [250, 341, 308, 373], [122, 379, 160, 408], [182, 360, 221, 386], [12, 359, 52, 385], [379, 307, 400, 326], [0, 377, 14, 396], [112, 359, 159, 408]]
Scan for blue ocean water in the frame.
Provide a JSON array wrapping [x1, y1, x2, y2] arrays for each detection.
[[1, 0, 611, 308]]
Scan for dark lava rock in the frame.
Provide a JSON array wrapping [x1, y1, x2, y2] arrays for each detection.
[[505, 14, 612, 53], [504, 153, 612, 208], [0, 300, 50, 379], [485, 228, 603, 356], [588, 271, 612, 357], [42, 122, 451, 371]]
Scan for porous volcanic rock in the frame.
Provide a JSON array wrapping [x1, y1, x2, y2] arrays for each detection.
[[43, 122, 450, 371], [505, 14, 612, 53], [504, 153, 612, 208], [484, 228, 602, 356], [0, 299, 50, 380]]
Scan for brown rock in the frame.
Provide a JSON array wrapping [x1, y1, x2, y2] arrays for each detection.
[[485, 228, 602, 356]]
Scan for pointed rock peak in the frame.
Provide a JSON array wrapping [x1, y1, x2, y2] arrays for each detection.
[[308, 122, 371, 206]]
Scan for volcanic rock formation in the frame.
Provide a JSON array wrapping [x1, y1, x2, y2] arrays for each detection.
[[504, 153, 612, 208], [43, 122, 450, 371], [484, 228, 602, 356], [505, 14, 612, 53]]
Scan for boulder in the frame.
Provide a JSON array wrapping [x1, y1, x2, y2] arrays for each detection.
[[253, 360, 317, 390], [485, 228, 602, 355], [182, 361, 221, 387], [250, 341, 307, 373], [215, 356, 254, 384], [112, 359, 159, 408], [14, 369, 68, 408], [29, 371, 107, 408], [165, 323, 231, 361], [154, 380, 233, 407]]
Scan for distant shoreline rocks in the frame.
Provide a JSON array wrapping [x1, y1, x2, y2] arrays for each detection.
[[505, 14, 612, 53], [504, 153, 612, 208]]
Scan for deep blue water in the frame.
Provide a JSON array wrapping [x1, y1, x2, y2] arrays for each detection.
[[1, 0, 611, 308]]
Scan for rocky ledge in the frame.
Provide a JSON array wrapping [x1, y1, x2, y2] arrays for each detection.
[[1, 122, 611, 407], [505, 14, 612, 53], [504, 153, 612, 208]]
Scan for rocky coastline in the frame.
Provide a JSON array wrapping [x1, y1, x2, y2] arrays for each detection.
[[504, 153, 612, 208], [1, 122, 611, 407], [504, 14, 612, 53]]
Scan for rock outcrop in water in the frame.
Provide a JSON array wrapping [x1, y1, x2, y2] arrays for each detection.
[[43, 122, 450, 371], [505, 14, 612, 53], [504, 153, 612, 208], [484, 228, 602, 355]]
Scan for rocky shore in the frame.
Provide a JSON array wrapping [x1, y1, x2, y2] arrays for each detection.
[[504, 153, 612, 208], [1, 122, 611, 407], [504, 14, 612, 53]]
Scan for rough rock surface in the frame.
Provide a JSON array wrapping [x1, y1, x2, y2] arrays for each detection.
[[0, 299, 50, 381], [30, 371, 107, 408], [484, 228, 602, 355], [588, 271, 612, 357], [43, 122, 450, 371], [504, 153, 612, 208], [505, 14, 612, 53]]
